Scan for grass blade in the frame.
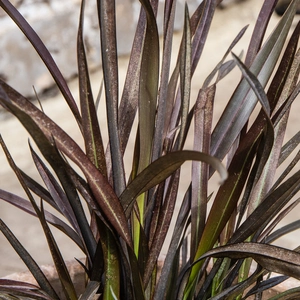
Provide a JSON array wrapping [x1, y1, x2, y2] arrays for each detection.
[[231, 53, 275, 214], [244, 0, 278, 67], [154, 188, 191, 299], [131, 0, 160, 258], [266, 219, 300, 244], [98, 0, 125, 196], [118, 9, 145, 157], [0, 279, 54, 299], [191, 85, 215, 256], [29, 140, 96, 261], [200, 242, 300, 280], [259, 198, 300, 242], [203, 25, 248, 88], [191, 0, 217, 74], [177, 5, 191, 150], [30, 145, 79, 232], [185, 117, 266, 296], [0, 135, 77, 300], [278, 131, 300, 166], [231, 170, 300, 244], [100, 228, 120, 300], [152, 0, 176, 160], [39, 201, 78, 300], [0, 220, 59, 300], [79, 281, 100, 300], [0, 189, 85, 252], [137, 0, 159, 173], [245, 275, 288, 298], [269, 22, 300, 115], [120, 150, 228, 216], [270, 149, 300, 195], [211, 0, 298, 161], [143, 170, 180, 287], [0, 0, 82, 128], [78, 0, 107, 177], [0, 82, 132, 248]]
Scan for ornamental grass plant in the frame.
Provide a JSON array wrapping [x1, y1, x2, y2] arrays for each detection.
[[0, 0, 300, 299]]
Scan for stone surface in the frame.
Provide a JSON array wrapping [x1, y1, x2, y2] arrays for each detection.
[[0, 0, 203, 97]]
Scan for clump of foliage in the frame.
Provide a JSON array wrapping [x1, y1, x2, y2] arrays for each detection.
[[0, 0, 299, 299]]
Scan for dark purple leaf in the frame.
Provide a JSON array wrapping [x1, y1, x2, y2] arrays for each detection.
[[0, 83, 132, 248], [203, 25, 248, 88], [98, 0, 125, 196], [278, 131, 300, 166], [230, 170, 300, 244], [191, 85, 215, 256], [137, 0, 160, 174], [244, 0, 278, 67], [211, 1, 297, 161], [120, 150, 227, 216], [177, 5, 191, 150], [266, 219, 300, 244], [191, 0, 217, 75], [30, 146, 79, 233], [78, 0, 107, 178], [152, 0, 176, 161], [268, 21, 300, 115], [39, 202, 78, 300], [143, 170, 180, 287], [0, 0, 82, 128], [200, 242, 300, 280], [0, 189, 85, 252], [0, 279, 53, 300], [257, 198, 300, 243], [0, 220, 59, 300], [118, 10, 145, 157], [78, 281, 100, 300], [153, 186, 191, 300], [245, 275, 288, 299]]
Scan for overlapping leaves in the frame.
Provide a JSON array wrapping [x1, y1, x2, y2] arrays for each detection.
[[0, 0, 299, 299]]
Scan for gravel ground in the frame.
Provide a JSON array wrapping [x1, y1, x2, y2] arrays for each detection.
[[0, 0, 299, 277]]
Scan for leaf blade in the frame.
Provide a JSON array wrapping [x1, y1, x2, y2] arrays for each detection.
[[200, 242, 300, 280], [120, 150, 227, 217]]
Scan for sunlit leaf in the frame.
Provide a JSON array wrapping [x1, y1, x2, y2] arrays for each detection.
[[191, 85, 215, 256], [200, 242, 300, 280], [244, 0, 278, 67], [211, 0, 298, 161], [98, 0, 125, 196], [203, 25, 248, 88], [177, 5, 191, 150], [78, 0, 107, 177], [120, 150, 227, 216]]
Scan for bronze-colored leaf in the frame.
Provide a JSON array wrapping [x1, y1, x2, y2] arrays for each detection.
[[120, 150, 227, 216], [200, 242, 300, 280]]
